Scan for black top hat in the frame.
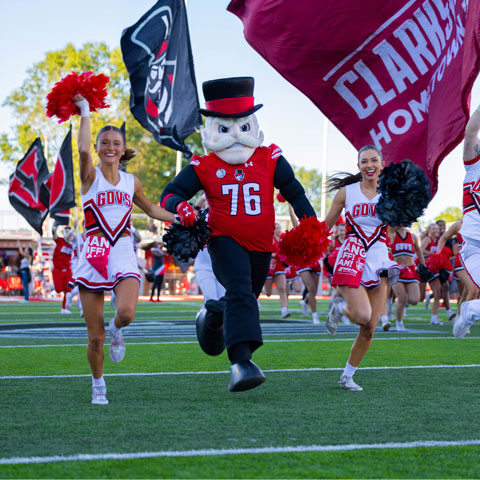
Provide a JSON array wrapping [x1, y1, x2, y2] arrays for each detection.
[[198, 76, 263, 118]]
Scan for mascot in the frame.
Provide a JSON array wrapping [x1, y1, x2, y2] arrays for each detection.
[[160, 77, 317, 391]]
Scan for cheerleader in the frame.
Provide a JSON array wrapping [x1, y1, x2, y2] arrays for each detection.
[[324, 145, 399, 391], [71, 95, 175, 404]]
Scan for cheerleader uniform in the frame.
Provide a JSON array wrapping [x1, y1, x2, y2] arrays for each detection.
[[332, 182, 398, 289], [460, 153, 480, 288], [266, 238, 287, 279], [70, 167, 141, 291], [391, 231, 420, 283]]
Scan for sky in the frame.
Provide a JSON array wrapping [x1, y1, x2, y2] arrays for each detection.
[[0, 0, 478, 228]]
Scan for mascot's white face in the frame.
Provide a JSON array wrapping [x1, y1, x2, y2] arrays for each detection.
[[200, 114, 264, 164]]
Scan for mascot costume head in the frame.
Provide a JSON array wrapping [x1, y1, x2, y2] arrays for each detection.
[[199, 77, 264, 165]]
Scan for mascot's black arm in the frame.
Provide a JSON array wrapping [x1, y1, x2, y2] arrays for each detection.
[[274, 156, 316, 219], [160, 165, 203, 212]]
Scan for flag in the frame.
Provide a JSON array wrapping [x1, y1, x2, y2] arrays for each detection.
[[120, 120, 126, 143], [8, 138, 50, 235], [48, 126, 75, 225], [121, 0, 201, 156], [228, 0, 480, 195]]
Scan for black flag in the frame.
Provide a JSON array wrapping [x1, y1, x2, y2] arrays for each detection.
[[121, 0, 201, 156], [48, 126, 75, 225], [8, 138, 50, 235]]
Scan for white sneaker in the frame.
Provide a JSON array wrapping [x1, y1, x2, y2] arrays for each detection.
[[299, 299, 309, 316], [91, 386, 109, 405], [61, 308, 72, 314], [338, 374, 363, 391], [453, 302, 473, 338], [430, 319, 443, 325], [425, 293, 431, 309], [65, 292, 73, 310], [312, 314, 320, 325], [326, 297, 343, 336], [448, 311, 457, 322], [281, 308, 291, 319], [382, 320, 391, 332], [109, 319, 125, 363]]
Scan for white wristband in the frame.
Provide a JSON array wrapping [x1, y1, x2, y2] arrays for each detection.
[[75, 98, 90, 117]]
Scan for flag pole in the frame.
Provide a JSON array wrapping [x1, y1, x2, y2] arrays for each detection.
[[320, 116, 328, 219], [175, 151, 182, 176], [73, 206, 81, 260]]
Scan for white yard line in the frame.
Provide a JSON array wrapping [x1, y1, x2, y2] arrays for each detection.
[[1, 336, 478, 348], [1, 439, 479, 465], [2, 364, 480, 380]]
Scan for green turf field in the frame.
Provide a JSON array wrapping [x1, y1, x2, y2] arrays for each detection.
[[0, 298, 479, 478]]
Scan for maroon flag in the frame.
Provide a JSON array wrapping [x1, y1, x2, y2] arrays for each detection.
[[8, 138, 50, 234], [228, 0, 480, 195]]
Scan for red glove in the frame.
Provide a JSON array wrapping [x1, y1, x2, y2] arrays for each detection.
[[176, 201, 197, 227]]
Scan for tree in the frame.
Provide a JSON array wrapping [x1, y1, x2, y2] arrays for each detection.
[[0, 42, 203, 216], [434, 207, 462, 223], [274, 165, 328, 218]]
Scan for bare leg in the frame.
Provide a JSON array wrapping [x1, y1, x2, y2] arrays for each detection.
[[339, 279, 388, 367], [113, 277, 140, 328], [80, 288, 106, 379]]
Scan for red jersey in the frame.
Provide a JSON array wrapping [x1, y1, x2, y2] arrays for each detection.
[[191, 144, 281, 252], [391, 231, 415, 258], [53, 238, 73, 270]]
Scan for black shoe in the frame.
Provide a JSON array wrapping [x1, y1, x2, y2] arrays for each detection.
[[195, 308, 225, 356], [229, 360, 266, 392]]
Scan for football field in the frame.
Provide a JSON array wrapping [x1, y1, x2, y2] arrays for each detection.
[[0, 298, 479, 478]]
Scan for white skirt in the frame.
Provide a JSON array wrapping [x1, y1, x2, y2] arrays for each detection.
[[459, 240, 480, 289], [70, 236, 140, 292], [334, 240, 399, 289]]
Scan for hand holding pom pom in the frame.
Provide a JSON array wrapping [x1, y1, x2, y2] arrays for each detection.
[[163, 209, 211, 262], [425, 252, 453, 274], [46, 71, 110, 123], [278, 216, 330, 269]]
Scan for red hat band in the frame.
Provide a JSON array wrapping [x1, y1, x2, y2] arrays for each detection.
[[205, 96, 254, 116]]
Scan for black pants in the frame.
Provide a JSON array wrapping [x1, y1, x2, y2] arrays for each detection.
[[208, 235, 271, 353], [150, 274, 164, 298]]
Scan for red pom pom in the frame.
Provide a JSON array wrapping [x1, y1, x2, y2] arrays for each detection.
[[278, 217, 330, 268], [439, 246, 453, 259], [46, 71, 110, 123], [425, 252, 453, 273], [335, 216, 345, 226], [276, 192, 286, 203]]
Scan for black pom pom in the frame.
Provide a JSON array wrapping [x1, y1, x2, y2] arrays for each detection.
[[163, 209, 211, 262], [376, 160, 431, 226], [438, 269, 450, 284], [416, 263, 431, 282]]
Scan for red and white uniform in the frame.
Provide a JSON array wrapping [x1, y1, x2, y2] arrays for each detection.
[[192, 144, 280, 252], [333, 182, 398, 289], [52, 237, 73, 293], [460, 153, 480, 287], [70, 233, 85, 272], [71, 167, 140, 291], [391, 231, 420, 283], [267, 238, 286, 278], [453, 232, 464, 279]]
